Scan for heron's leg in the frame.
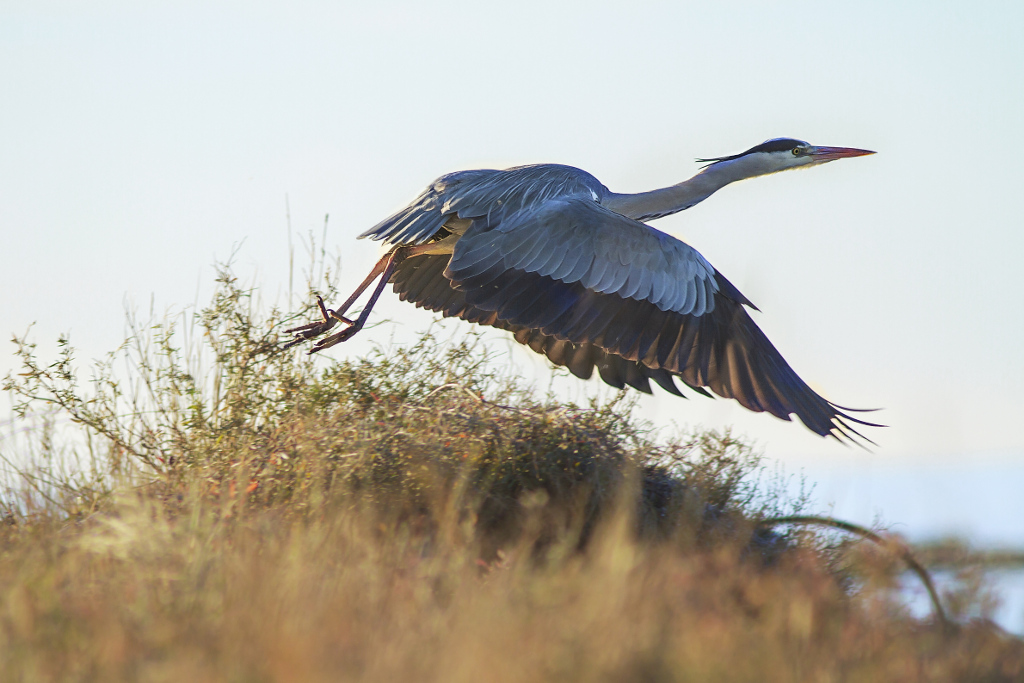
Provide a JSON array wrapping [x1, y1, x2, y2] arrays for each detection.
[[283, 247, 399, 349], [285, 242, 443, 351], [306, 247, 406, 352]]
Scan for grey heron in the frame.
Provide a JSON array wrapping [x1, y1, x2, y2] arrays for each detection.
[[286, 138, 880, 443]]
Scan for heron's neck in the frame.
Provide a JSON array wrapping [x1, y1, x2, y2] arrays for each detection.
[[602, 156, 774, 221]]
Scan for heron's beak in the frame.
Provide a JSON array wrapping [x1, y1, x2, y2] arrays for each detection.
[[807, 146, 876, 162]]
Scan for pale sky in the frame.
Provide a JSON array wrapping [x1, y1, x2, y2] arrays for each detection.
[[2, 3, 1023, 505]]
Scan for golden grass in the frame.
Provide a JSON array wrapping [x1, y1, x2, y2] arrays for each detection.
[[1, 486, 1020, 681], [0, 262, 1020, 682]]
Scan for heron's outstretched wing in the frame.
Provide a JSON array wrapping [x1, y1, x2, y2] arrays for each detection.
[[390, 253, 699, 398], [446, 197, 745, 317], [359, 165, 608, 246], [391, 198, 877, 443]]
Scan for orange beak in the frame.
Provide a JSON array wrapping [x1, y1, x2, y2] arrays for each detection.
[[807, 146, 876, 161]]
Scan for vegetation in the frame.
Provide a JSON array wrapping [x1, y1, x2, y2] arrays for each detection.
[[0, 260, 1020, 682]]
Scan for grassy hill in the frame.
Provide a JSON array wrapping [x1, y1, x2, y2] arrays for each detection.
[[0, 264, 1020, 681]]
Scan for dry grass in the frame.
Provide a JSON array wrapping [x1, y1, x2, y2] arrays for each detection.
[[0, 261, 1020, 682]]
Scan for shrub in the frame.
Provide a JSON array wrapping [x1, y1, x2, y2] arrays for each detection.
[[0, 260, 1019, 681]]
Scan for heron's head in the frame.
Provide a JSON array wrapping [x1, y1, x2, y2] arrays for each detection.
[[697, 138, 875, 179]]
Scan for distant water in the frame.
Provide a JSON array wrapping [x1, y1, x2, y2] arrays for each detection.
[[900, 569, 1024, 635], [780, 455, 1024, 633]]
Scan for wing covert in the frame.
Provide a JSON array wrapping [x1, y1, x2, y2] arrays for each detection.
[[447, 197, 723, 317], [359, 165, 608, 246]]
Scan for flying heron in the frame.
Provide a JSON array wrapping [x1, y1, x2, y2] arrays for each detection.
[[285, 138, 880, 443]]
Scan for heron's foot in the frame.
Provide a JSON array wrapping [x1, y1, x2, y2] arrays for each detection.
[[283, 296, 355, 350], [307, 322, 363, 353]]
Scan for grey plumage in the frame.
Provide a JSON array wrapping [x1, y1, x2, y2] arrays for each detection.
[[288, 139, 880, 444], [361, 165, 607, 245], [447, 198, 718, 316]]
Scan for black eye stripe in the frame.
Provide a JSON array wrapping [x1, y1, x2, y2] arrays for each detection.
[[744, 138, 806, 154], [696, 138, 807, 165]]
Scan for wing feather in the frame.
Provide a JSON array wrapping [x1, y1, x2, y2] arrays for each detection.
[[361, 165, 609, 246], [389, 253, 878, 441], [448, 198, 718, 317]]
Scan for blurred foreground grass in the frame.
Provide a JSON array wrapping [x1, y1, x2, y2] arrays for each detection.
[[0, 263, 1021, 682]]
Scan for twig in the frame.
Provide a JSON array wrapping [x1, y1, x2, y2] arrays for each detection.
[[760, 514, 952, 632]]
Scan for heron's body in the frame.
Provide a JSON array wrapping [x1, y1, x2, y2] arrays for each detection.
[[287, 138, 880, 443]]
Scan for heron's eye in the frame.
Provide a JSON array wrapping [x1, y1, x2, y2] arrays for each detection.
[[791, 148, 802, 156]]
